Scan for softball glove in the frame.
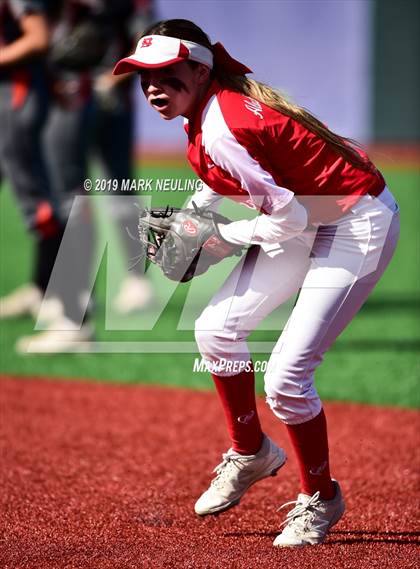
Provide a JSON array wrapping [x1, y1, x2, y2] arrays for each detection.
[[138, 203, 243, 282]]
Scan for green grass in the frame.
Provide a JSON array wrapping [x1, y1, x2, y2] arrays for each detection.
[[1, 166, 419, 407]]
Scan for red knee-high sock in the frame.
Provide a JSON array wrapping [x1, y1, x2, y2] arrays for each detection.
[[211, 367, 263, 455], [285, 409, 335, 500]]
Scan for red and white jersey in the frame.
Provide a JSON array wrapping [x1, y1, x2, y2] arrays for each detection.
[[184, 81, 385, 245]]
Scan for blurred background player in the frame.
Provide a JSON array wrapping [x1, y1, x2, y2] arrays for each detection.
[[1, 0, 156, 352], [0, 0, 63, 323], [0, 0, 95, 352], [89, 0, 156, 314], [43, 0, 155, 317]]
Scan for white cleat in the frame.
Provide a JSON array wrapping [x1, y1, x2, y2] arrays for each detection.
[[273, 480, 345, 547], [194, 434, 286, 516], [15, 317, 94, 354], [0, 284, 42, 319], [113, 275, 154, 314]]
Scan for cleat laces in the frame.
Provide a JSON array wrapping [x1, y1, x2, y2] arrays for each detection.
[[211, 453, 248, 490], [278, 491, 322, 531]]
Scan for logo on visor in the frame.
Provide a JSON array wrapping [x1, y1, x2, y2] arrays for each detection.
[[141, 37, 153, 48]]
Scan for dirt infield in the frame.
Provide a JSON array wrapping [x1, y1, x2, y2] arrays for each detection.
[[1, 376, 419, 568]]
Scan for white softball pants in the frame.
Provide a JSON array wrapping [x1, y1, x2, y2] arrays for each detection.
[[195, 188, 400, 424]]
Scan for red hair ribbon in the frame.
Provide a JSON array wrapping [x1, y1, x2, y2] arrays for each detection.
[[212, 42, 252, 75]]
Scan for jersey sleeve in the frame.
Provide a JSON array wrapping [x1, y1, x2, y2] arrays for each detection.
[[207, 126, 294, 215], [219, 197, 308, 245], [205, 126, 307, 245]]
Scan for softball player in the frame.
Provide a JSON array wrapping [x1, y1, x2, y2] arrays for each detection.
[[2, 1, 157, 353], [0, 0, 95, 352], [89, 0, 156, 314], [113, 19, 400, 547], [0, 0, 60, 319]]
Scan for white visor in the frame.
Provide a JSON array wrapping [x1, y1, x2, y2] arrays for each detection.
[[113, 35, 213, 75]]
